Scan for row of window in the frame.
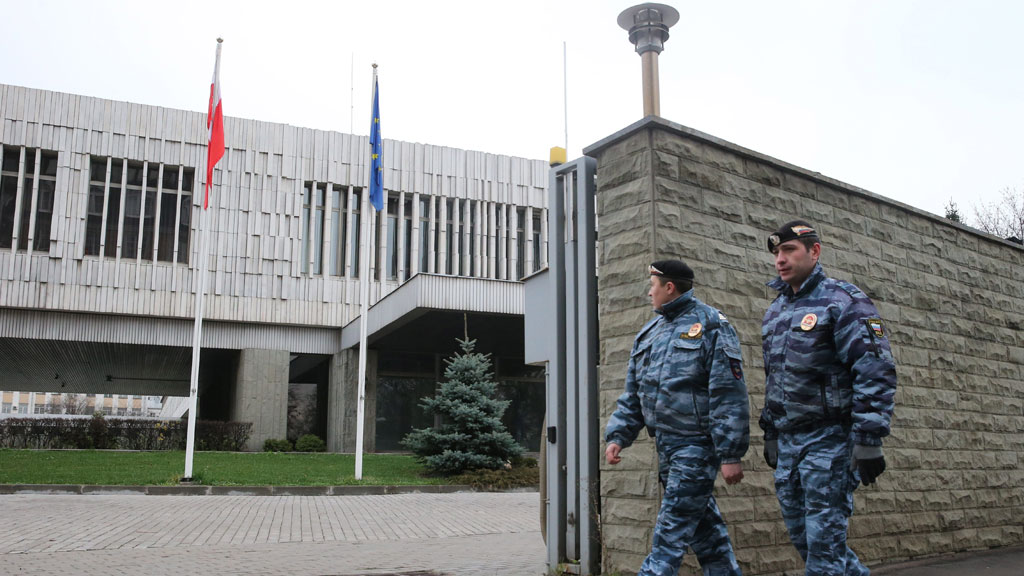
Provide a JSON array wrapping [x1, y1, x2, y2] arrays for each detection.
[[83, 157, 195, 263], [0, 147, 548, 283], [0, 402, 146, 416], [0, 146, 196, 264], [300, 181, 546, 281]]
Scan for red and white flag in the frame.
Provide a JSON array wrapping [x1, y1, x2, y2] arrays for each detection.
[[205, 39, 225, 209]]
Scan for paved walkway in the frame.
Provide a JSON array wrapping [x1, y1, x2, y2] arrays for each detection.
[[3, 489, 1021, 576], [0, 492, 547, 575]]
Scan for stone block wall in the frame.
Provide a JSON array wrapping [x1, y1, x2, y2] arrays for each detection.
[[584, 117, 1024, 575]]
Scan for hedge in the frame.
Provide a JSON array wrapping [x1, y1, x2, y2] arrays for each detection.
[[0, 415, 252, 451]]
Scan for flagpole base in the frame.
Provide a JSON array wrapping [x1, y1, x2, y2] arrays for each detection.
[[179, 478, 195, 485]]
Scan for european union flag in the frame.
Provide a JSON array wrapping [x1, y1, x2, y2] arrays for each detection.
[[369, 77, 383, 212]]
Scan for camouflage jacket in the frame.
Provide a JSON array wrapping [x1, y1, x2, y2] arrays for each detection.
[[605, 291, 750, 463], [759, 264, 897, 446]]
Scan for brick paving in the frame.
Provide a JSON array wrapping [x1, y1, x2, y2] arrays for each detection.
[[0, 492, 547, 575]]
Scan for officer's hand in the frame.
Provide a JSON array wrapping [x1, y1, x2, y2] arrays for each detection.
[[721, 462, 744, 485], [763, 438, 778, 469], [851, 445, 886, 486], [605, 443, 622, 465]]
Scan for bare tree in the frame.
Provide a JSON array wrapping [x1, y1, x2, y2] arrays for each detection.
[[61, 394, 89, 415], [44, 397, 64, 414], [973, 186, 1024, 242]]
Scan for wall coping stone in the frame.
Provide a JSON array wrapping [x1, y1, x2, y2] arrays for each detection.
[[583, 115, 1023, 252]]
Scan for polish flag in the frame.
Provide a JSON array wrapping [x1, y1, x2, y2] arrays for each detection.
[[204, 40, 225, 209]]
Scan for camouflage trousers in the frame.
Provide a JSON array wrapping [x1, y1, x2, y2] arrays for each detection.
[[774, 423, 870, 576], [637, 435, 742, 576]]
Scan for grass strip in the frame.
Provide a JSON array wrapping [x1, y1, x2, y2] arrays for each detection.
[[0, 449, 447, 486]]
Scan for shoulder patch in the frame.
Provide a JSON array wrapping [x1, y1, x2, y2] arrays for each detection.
[[718, 312, 729, 323], [730, 357, 743, 379], [865, 317, 885, 338]]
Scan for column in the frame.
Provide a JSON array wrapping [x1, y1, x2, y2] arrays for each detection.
[[231, 349, 289, 452]]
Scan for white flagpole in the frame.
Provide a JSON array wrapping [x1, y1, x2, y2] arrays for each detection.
[[184, 39, 222, 481], [355, 64, 378, 480], [184, 175, 212, 480]]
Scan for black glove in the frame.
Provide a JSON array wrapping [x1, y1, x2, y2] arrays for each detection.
[[851, 445, 886, 486], [763, 438, 778, 469]]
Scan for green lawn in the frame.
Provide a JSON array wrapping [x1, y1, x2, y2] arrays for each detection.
[[0, 450, 448, 486]]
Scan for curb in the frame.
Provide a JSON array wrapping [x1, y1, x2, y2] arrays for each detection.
[[870, 544, 1024, 575], [0, 483, 538, 496]]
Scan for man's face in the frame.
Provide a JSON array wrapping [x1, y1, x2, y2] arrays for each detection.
[[648, 276, 675, 310], [773, 239, 820, 289]]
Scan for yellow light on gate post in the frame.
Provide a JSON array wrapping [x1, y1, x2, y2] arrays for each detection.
[[549, 146, 567, 167]]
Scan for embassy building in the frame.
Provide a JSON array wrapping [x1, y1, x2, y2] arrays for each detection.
[[0, 83, 549, 452]]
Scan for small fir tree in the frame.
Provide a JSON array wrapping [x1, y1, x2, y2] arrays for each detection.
[[944, 198, 962, 223], [402, 337, 523, 475]]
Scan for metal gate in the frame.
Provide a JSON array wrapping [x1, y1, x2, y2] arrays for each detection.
[[524, 156, 599, 575]]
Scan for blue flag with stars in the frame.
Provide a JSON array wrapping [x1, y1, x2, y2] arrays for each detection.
[[369, 77, 383, 211]]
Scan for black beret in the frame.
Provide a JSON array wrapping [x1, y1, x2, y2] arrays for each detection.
[[767, 220, 820, 252], [649, 259, 694, 281]]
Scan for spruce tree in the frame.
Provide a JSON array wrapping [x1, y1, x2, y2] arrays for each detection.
[[402, 337, 523, 475]]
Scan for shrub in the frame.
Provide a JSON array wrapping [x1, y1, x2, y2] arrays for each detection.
[[89, 412, 112, 449], [263, 438, 293, 452], [192, 421, 253, 451], [294, 434, 326, 452]]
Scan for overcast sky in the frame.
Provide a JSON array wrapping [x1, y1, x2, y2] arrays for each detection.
[[1, 0, 1020, 220]]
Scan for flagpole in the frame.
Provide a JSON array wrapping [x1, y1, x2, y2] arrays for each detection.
[[184, 199, 211, 480], [355, 63, 378, 480], [185, 38, 223, 481]]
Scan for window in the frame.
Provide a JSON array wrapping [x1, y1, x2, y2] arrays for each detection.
[[156, 165, 194, 263], [403, 196, 413, 277], [0, 146, 57, 251], [469, 201, 478, 276], [532, 212, 542, 274], [386, 195, 398, 280], [516, 207, 526, 279], [350, 188, 361, 278], [1, 403, 10, 414], [122, 162, 144, 258], [418, 196, 430, 274], [301, 182, 326, 275], [445, 199, 455, 275], [17, 150, 58, 252], [103, 159, 122, 257], [85, 157, 192, 263], [329, 185, 346, 276], [139, 164, 159, 258]]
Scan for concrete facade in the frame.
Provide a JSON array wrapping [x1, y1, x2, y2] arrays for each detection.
[[585, 117, 1024, 574]]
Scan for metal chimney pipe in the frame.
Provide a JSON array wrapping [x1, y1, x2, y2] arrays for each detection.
[[618, 3, 680, 117]]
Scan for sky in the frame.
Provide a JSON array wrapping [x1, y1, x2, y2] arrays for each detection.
[[0, 0, 1021, 219]]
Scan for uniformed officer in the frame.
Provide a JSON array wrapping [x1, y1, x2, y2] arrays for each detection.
[[605, 259, 749, 576], [760, 220, 897, 576]]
